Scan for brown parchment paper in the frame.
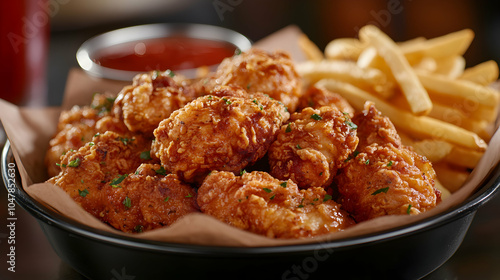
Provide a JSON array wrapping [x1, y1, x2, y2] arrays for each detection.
[[1, 25, 500, 247]]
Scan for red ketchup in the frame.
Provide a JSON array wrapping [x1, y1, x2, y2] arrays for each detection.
[[92, 37, 237, 72]]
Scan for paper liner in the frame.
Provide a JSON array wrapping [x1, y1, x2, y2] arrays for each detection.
[[1, 25, 499, 247]]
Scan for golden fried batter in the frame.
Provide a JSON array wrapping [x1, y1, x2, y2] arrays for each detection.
[[101, 163, 199, 233], [352, 101, 402, 149], [197, 171, 355, 238], [113, 70, 198, 135], [298, 85, 355, 117], [200, 49, 303, 112], [335, 103, 440, 222], [268, 106, 358, 189], [45, 105, 102, 177], [153, 90, 289, 183], [48, 131, 198, 232]]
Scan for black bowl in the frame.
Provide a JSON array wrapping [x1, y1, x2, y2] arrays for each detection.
[[2, 140, 500, 280]]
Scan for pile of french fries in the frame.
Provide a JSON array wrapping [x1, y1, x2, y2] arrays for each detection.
[[297, 25, 500, 197]]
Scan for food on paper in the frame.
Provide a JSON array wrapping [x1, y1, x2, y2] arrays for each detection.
[[47, 33, 496, 237]]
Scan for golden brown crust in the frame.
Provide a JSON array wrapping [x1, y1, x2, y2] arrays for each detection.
[[298, 85, 355, 116], [335, 103, 439, 222], [268, 106, 358, 189], [47, 131, 198, 233], [199, 49, 303, 112], [197, 171, 355, 238], [113, 70, 198, 135], [153, 90, 289, 183]]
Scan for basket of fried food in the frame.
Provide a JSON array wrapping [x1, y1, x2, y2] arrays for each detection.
[[44, 25, 498, 240]]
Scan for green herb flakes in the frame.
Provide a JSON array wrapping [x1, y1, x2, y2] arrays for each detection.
[[371, 187, 389, 195], [323, 194, 332, 202], [123, 196, 132, 209], [407, 204, 412, 214], [310, 113, 322, 121], [155, 166, 167, 175], [68, 158, 81, 167], [140, 150, 151, 160], [110, 174, 128, 188], [263, 188, 272, 193], [280, 182, 287, 188], [285, 123, 292, 133], [78, 189, 89, 197]]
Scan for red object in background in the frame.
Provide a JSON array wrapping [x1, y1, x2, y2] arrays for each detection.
[[0, 0, 48, 106], [93, 37, 237, 72]]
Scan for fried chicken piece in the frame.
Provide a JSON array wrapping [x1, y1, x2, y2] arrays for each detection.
[[335, 103, 440, 222], [45, 105, 103, 177], [101, 163, 199, 233], [352, 101, 402, 149], [113, 70, 198, 135], [47, 131, 155, 216], [268, 106, 358, 189], [152, 90, 289, 183], [200, 48, 303, 112], [298, 85, 355, 117], [48, 132, 197, 233], [197, 171, 355, 238]]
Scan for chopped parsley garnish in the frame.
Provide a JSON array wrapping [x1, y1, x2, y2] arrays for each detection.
[[78, 189, 89, 197], [365, 159, 370, 165], [110, 174, 128, 188], [67, 158, 81, 167], [323, 194, 332, 202], [164, 197, 170, 202], [387, 161, 393, 167], [343, 112, 358, 130], [280, 182, 287, 188], [246, 83, 251, 89], [185, 193, 193, 198], [234, 48, 242, 56], [296, 144, 302, 149], [134, 225, 143, 233], [240, 169, 247, 175], [118, 137, 134, 145], [407, 204, 412, 214], [140, 150, 151, 160], [298, 198, 305, 208], [88, 142, 95, 146], [155, 166, 167, 175], [285, 123, 292, 133], [371, 187, 389, 195], [263, 188, 272, 193], [270, 194, 276, 200], [56, 163, 66, 168], [222, 97, 231, 105], [123, 196, 132, 209], [310, 113, 322, 121]]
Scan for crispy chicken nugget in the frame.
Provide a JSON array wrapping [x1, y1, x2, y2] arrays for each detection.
[[113, 70, 198, 135], [268, 106, 359, 189], [101, 163, 199, 233], [153, 90, 289, 183], [335, 103, 440, 222], [48, 131, 155, 219], [200, 48, 303, 112], [298, 85, 355, 117], [197, 171, 355, 238]]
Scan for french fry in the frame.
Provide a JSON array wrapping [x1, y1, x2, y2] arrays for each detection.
[[298, 34, 324, 62], [315, 78, 488, 151], [296, 60, 394, 97], [433, 56, 466, 78], [417, 71, 500, 107], [359, 25, 433, 115], [325, 38, 366, 61], [434, 179, 451, 199], [433, 162, 471, 193], [444, 145, 484, 169], [459, 60, 499, 85], [411, 139, 453, 162], [402, 29, 474, 61]]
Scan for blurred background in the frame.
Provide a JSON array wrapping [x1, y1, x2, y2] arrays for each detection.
[[44, 0, 500, 106]]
